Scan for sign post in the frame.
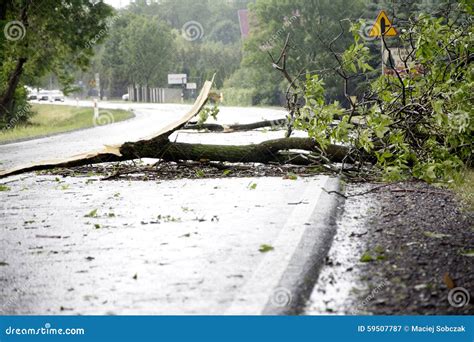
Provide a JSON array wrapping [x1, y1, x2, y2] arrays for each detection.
[[368, 10, 398, 76], [93, 99, 99, 120]]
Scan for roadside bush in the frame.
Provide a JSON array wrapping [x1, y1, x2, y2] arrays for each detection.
[[220, 87, 256, 106], [0, 86, 33, 130]]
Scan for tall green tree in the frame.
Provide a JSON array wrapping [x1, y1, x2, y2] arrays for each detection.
[[0, 0, 113, 126], [228, 0, 368, 106], [119, 15, 174, 87]]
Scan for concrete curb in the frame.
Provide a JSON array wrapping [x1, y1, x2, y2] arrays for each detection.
[[226, 176, 343, 315]]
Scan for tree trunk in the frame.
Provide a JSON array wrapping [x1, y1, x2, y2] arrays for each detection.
[[120, 137, 349, 164], [0, 1, 31, 119], [0, 57, 27, 119], [0, 137, 351, 178]]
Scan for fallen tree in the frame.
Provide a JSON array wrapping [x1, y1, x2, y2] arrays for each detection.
[[0, 78, 351, 179], [0, 137, 349, 178], [120, 137, 350, 165], [1, 4, 471, 182]]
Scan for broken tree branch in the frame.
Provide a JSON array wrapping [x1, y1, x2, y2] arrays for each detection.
[[184, 119, 287, 132]]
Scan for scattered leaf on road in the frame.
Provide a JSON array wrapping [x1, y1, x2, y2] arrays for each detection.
[[423, 231, 451, 239], [460, 249, 474, 257], [259, 244, 274, 253], [248, 183, 257, 190], [195, 169, 205, 178], [443, 273, 456, 289], [360, 252, 374, 262], [84, 209, 98, 218], [284, 172, 298, 180]]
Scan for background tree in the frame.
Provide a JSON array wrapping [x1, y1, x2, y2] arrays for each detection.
[[224, 0, 368, 106], [0, 0, 113, 127], [120, 16, 174, 88]]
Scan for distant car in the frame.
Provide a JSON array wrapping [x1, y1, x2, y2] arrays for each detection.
[[27, 94, 38, 100], [122, 93, 129, 101], [38, 94, 49, 101], [52, 93, 65, 102]]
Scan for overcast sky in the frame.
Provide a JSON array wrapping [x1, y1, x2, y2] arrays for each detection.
[[104, 0, 130, 8]]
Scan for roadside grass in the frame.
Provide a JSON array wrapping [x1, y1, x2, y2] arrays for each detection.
[[452, 168, 474, 212], [0, 103, 133, 143]]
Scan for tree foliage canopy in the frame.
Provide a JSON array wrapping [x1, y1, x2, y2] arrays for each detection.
[[291, 1, 473, 182], [0, 0, 113, 126]]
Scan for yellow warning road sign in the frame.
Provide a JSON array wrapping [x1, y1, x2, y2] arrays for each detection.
[[369, 10, 397, 37]]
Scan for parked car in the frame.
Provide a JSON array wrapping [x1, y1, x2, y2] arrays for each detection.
[[38, 93, 49, 101], [51, 92, 65, 102], [122, 93, 129, 101], [27, 94, 38, 100]]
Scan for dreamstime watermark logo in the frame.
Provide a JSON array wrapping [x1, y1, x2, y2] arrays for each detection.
[[4, 20, 26, 41], [359, 21, 377, 42], [270, 287, 292, 307], [1, 104, 30, 131], [448, 287, 470, 308], [181, 21, 204, 41], [4, 322, 85, 336], [350, 281, 387, 314], [0, 277, 31, 314], [84, 13, 122, 49], [93, 110, 115, 127], [260, 15, 299, 51]]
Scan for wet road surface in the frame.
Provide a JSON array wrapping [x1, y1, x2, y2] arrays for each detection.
[[1, 174, 333, 314], [0, 101, 288, 172], [0, 101, 338, 314]]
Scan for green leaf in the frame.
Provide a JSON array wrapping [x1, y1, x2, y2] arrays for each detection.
[[259, 244, 274, 253], [360, 252, 374, 262], [423, 231, 451, 239], [195, 169, 205, 178], [85, 209, 98, 218], [460, 249, 474, 257]]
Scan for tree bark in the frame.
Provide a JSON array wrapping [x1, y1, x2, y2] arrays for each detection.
[[119, 137, 349, 164], [0, 1, 31, 119], [184, 119, 287, 132], [0, 57, 27, 118], [0, 137, 351, 178]]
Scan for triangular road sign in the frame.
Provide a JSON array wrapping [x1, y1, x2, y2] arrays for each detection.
[[369, 10, 398, 37]]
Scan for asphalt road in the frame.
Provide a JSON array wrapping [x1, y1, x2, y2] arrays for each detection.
[[0, 101, 340, 315], [0, 101, 288, 172], [0, 174, 339, 315]]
